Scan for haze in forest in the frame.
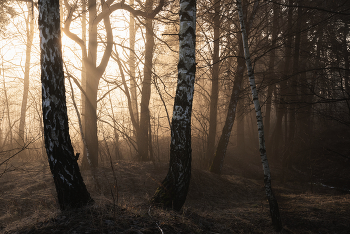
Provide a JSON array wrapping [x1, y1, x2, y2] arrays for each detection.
[[0, 0, 350, 233]]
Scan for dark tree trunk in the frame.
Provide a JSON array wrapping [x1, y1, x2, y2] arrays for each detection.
[[38, 0, 93, 210], [151, 0, 196, 211], [288, 0, 302, 156], [205, 0, 220, 166], [138, 0, 155, 161], [209, 36, 245, 174], [80, 0, 113, 168], [83, 0, 99, 168], [209, 0, 259, 174], [265, 2, 279, 142], [272, 0, 293, 162]]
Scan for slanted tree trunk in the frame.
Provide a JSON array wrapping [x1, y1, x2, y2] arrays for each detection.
[[209, 0, 259, 174], [38, 0, 93, 210], [18, 2, 34, 153], [151, 0, 196, 211], [209, 35, 245, 174], [205, 0, 220, 166], [236, 0, 282, 231]]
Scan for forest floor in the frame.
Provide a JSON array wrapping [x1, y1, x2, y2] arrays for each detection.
[[0, 158, 350, 234]]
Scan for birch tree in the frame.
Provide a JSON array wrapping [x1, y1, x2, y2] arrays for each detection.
[[38, 0, 93, 210], [236, 0, 282, 230], [151, 0, 196, 211]]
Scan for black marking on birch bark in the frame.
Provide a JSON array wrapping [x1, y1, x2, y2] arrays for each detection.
[[181, 0, 196, 9], [179, 12, 193, 21], [188, 63, 196, 74], [180, 27, 196, 40], [39, 0, 93, 210]]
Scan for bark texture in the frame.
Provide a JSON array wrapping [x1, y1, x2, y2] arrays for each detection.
[[151, 0, 196, 211], [39, 0, 93, 210], [236, 0, 282, 231]]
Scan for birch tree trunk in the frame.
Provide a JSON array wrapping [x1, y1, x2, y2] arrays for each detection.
[[151, 0, 196, 211], [236, 0, 282, 231], [38, 0, 93, 210]]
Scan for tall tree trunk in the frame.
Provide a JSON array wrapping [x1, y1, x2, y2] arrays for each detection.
[[3, 71, 12, 148], [80, 0, 87, 167], [205, 0, 220, 166], [151, 0, 196, 211], [236, 98, 245, 152], [129, 0, 139, 135], [272, 0, 293, 162], [79, 0, 113, 168], [18, 3, 34, 153], [138, 0, 155, 161], [209, 0, 259, 174], [209, 35, 245, 174], [38, 0, 93, 210], [84, 0, 99, 168], [287, 1, 302, 160], [265, 2, 279, 142], [236, 0, 282, 231]]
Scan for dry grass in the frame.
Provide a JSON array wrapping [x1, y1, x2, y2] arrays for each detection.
[[1, 159, 350, 233]]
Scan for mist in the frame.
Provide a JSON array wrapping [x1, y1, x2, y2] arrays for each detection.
[[0, 0, 350, 233]]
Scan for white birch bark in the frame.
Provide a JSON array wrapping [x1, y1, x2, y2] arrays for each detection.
[[151, 0, 196, 211], [39, 0, 93, 210], [236, 0, 282, 231]]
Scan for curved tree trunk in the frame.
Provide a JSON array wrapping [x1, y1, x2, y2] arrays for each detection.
[[236, 0, 282, 231], [151, 0, 196, 211], [38, 0, 93, 210]]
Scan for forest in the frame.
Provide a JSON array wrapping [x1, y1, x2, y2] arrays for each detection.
[[0, 0, 349, 233]]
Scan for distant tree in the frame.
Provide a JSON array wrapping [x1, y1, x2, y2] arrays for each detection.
[[18, 2, 34, 156], [205, 0, 220, 166], [151, 0, 196, 211], [209, 0, 258, 174], [63, 0, 164, 168], [38, 0, 93, 210], [0, 0, 16, 32]]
